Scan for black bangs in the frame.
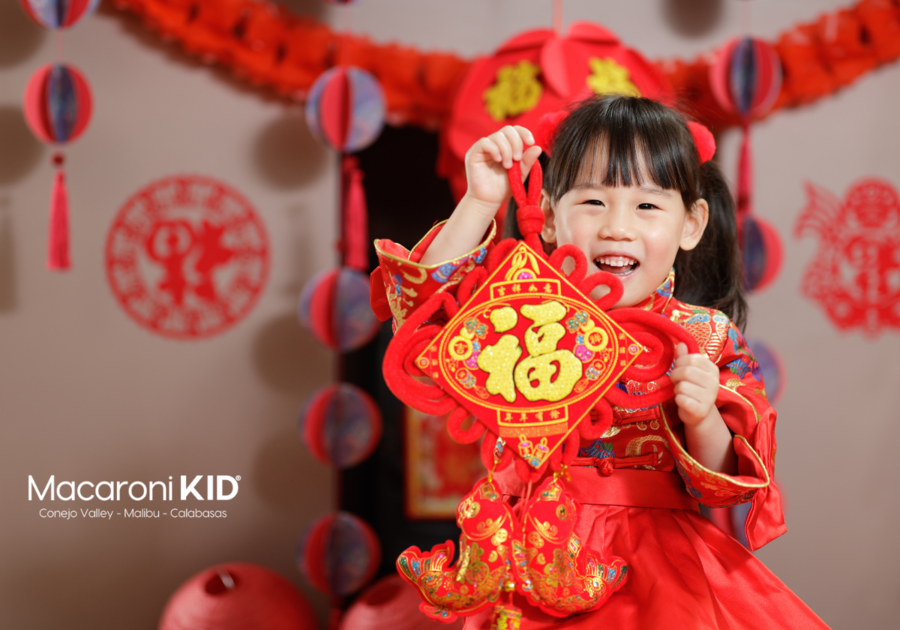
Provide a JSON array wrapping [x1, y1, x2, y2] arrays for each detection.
[[546, 95, 700, 208]]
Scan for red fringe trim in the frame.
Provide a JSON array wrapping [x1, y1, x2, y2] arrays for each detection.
[[110, 0, 900, 131]]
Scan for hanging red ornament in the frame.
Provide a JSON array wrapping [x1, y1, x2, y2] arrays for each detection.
[[158, 562, 319, 630], [23, 62, 93, 271], [298, 383, 383, 469], [18, 0, 100, 30], [297, 511, 381, 598], [709, 36, 784, 292], [305, 66, 386, 153]]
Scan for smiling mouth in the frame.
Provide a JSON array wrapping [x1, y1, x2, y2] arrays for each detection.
[[595, 255, 639, 275]]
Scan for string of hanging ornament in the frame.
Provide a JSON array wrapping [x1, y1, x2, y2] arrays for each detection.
[[294, 1, 386, 625], [20, 0, 99, 272]]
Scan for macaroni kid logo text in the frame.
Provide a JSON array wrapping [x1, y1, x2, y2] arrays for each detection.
[[28, 475, 240, 521]]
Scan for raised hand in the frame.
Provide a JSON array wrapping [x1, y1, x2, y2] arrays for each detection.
[[463, 125, 543, 216]]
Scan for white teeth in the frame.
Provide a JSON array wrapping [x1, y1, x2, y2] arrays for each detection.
[[596, 256, 638, 267]]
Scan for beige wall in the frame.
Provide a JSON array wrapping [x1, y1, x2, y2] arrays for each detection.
[[1, 1, 897, 628]]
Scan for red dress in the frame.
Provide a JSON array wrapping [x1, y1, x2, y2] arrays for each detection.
[[373, 223, 830, 630]]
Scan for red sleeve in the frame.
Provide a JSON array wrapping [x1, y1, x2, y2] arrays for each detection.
[[370, 220, 496, 330], [664, 312, 785, 550]]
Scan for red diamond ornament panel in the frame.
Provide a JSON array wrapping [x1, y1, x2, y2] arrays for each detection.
[[417, 242, 641, 469]]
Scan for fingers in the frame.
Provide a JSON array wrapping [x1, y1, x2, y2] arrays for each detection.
[[486, 126, 535, 169], [520, 144, 543, 179], [675, 342, 688, 358]]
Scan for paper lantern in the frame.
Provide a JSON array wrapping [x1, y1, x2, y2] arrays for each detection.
[[709, 37, 782, 119], [747, 338, 784, 405], [23, 62, 94, 271], [446, 22, 671, 162], [338, 575, 465, 630], [298, 267, 381, 352], [305, 66, 385, 153], [740, 214, 783, 292], [298, 383, 383, 468], [158, 562, 318, 630], [23, 63, 93, 145], [297, 511, 381, 597], [19, 0, 100, 30]]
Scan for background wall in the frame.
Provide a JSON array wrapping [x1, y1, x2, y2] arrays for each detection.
[[0, 1, 897, 628]]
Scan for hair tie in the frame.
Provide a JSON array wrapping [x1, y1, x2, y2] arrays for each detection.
[[532, 110, 569, 157], [687, 121, 716, 163]]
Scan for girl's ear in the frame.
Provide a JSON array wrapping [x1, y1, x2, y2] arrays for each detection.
[[680, 198, 709, 251], [540, 190, 557, 244]]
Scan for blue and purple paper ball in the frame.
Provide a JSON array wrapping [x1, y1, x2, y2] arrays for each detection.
[[19, 0, 100, 30], [741, 214, 783, 293], [305, 66, 385, 153], [747, 338, 784, 405], [23, 63, 92, 145], [298, 383, 383, 469], [297, 512, 381, 597], [710, 36, 782, 119], [298, 267, 381, 352]]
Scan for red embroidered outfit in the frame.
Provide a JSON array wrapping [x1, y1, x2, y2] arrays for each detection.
[[373, 222, 829, 630]]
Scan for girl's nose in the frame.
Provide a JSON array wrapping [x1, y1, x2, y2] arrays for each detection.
[[598, 209, 635, 240]]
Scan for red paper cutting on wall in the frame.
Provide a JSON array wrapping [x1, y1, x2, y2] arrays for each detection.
[[795, 177, 900, 335], [105, 175, 270, 339]]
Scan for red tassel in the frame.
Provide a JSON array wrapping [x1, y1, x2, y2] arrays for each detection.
[[47, 154, 70, 271], [341, 154, 369, 271]]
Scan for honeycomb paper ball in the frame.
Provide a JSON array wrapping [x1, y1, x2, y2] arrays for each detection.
[[297, 512, 380, 597], [158, 562, 318, 630], [298, 383, 383, 469], [19, 0, 100, 30], [298, 268, 381, 352], [741, 214, 783, 293], [305, 66, 385, 152], [23, 63, 93, 145]]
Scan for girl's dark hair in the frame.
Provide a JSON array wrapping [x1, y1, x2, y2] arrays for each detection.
[[505, 95, 746, 329]]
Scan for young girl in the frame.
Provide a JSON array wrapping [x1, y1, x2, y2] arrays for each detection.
[[372, 96, 828, 629]]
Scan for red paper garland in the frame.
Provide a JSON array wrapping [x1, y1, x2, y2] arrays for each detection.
[[109, 0, 900, 131]]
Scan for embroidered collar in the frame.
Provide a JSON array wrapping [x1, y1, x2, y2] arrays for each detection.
[[630, 268, 675, 315]]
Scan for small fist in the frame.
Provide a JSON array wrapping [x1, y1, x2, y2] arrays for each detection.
[[463, 125, 543, 214], [669, 342, 720, 428]]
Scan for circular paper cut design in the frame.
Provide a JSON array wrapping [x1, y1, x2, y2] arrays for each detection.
[[297, 267, 381, 352], [159, 562, 318, 630], [105, 175, 270, 339], [297, 511, 381, 597], [298, 383, 383, 468], [23, 63, 93, 145], [305, 66, 386, 152]]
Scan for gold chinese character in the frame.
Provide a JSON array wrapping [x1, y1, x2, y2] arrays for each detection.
[[586, 57, 641, 97], [477, 334, 523, 403], [483, 61, 543, 122]]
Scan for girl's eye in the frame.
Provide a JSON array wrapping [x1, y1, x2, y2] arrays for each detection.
[[637, 203, 659, 210], [584, 199, 605, 206]]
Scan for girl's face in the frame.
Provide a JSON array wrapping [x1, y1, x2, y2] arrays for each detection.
[[541, 157, 708, 308]]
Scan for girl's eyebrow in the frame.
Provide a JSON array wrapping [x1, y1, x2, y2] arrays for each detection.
[[571, 182, 674, 198], [639, 185, 674, 197]]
